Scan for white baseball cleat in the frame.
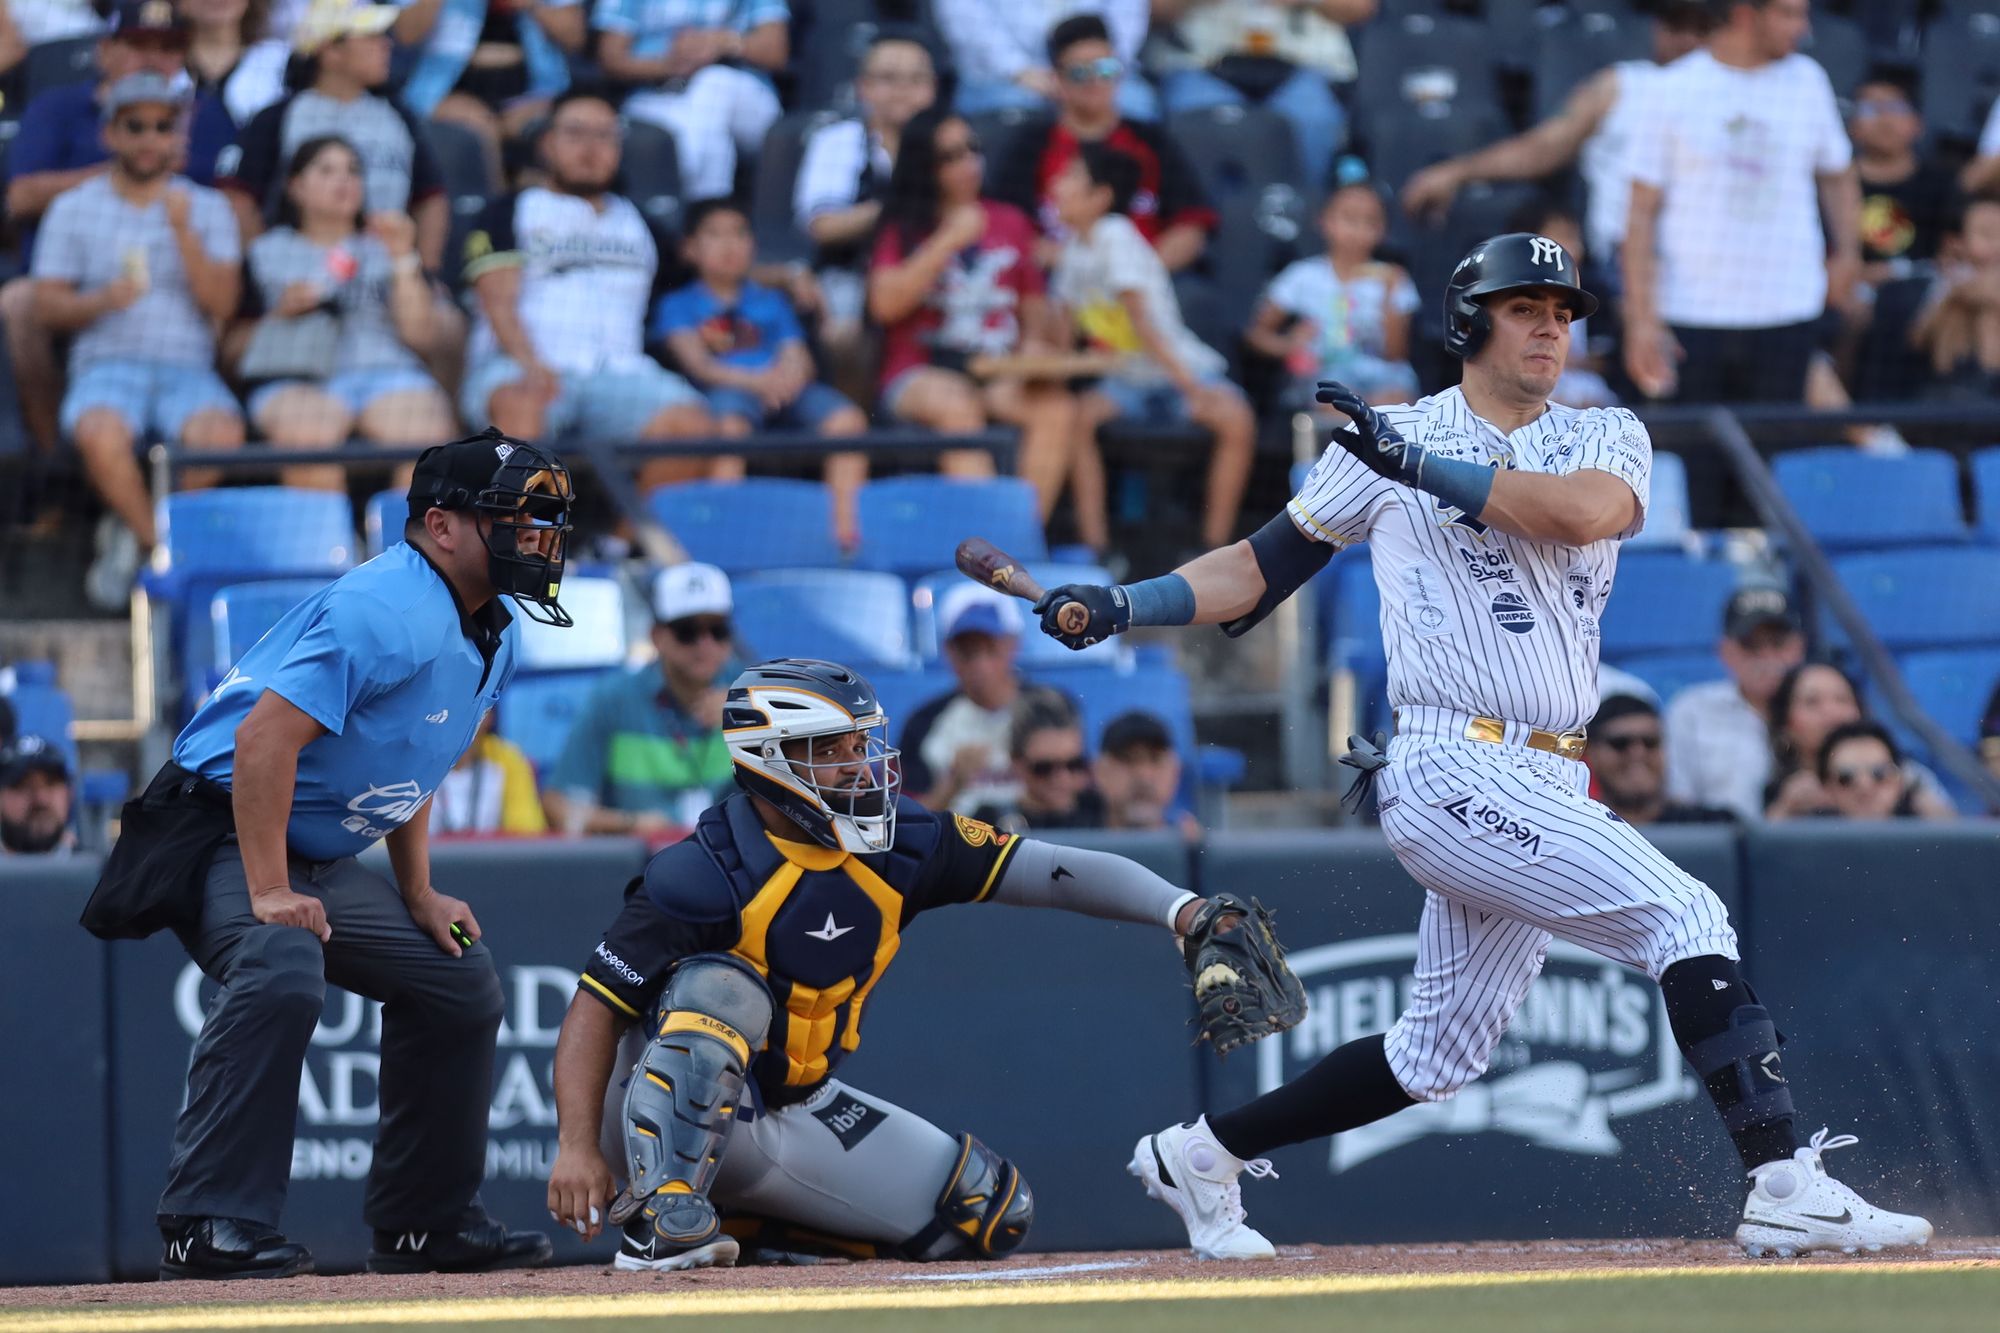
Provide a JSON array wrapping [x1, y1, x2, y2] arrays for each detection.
[[1128, 1117, 1278, 1260], [1736, 1128, 1933, 1258]]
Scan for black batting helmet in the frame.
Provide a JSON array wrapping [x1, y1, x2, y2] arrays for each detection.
[[1442, 232, 1599, 360]]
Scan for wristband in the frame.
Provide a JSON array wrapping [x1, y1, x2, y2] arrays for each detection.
[[1164, 890, 1201, 933], [1118, 572, 1196, 627], [1413, 451, 1496, 519]]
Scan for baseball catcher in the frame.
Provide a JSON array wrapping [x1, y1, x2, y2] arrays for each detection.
[[546, 658, 1302, 1270]]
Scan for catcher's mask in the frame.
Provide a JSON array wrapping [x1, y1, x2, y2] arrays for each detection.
[[1443, 231, 1599, 360], [724, 659, 901, 854], [408, 428, 575, 627]]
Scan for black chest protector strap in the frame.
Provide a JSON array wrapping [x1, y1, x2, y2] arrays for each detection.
[[1222, 509, 1337, 639]]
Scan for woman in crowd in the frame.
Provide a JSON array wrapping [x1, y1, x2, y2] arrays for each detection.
[[1763, 662, 1955, 819], [1813, 721, 1955, 822], [396, 0, 586, 189], [868, 107, 1079, 488], [181, 0, 289, 127], [237, 136, 457, 491]]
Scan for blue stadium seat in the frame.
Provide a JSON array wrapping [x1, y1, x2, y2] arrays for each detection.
[[1971, 446, 2000, 542], [365, 489, 405, 558], [497, 668, 618, 775], [1596, 552, 1739, 658], [1625, 450, 1693, 549], [1825, 547, 2000, 652], [1167, 103, 1302, 206], [910, 565, 1131, 669], [854, 477, 1045, 578], [732, 569, 914, 670], [873, 668, 959, 747], [514, 576, 628, 672], [1608, 650, 1727, 707], [1037, 664, 1197, 763], [1324, 548, 1391, 735], [751, 110, 840, 267], [621, 119, 685, 235], [0, 661, 78, 772], [202, 578, 336, 711], [157, 489, 357, 718], [648, 479, 844, 574], [1888, 646, 2000, 747], [1772, 448, 1969, 549]]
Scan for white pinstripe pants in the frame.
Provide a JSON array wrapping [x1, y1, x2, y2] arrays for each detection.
[[1373, 710, 1739, 1103]]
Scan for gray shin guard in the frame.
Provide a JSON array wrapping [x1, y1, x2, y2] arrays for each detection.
[[615, 957, 773, 1220]]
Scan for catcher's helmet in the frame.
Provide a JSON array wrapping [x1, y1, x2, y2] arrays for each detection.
[[1443, 232, 1599, 360], [408, 427, 575, 627], [724, 659, 901, 853]]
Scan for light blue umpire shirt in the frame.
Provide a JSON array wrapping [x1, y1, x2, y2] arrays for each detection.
[[173, 542, 520, 862]]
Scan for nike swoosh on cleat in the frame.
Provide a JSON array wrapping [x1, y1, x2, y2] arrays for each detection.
[[1152, 1138, 1177, 1190], [1801, 1210, 1853, 1225]]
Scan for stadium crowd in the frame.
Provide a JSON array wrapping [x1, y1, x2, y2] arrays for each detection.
[[1, 0, 1999, 848]]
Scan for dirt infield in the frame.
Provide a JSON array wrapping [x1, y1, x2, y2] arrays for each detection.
[[8, 1238, 1996, 1312]]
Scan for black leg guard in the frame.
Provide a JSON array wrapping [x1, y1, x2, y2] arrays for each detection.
[[898, 1134, 1034, 1260], [1661, 956, 1799, 1171]]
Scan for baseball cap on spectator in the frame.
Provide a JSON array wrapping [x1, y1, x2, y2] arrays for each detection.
[[1102, 710, 1172, 758], [1590, 692, 1659, 730], [100, 71, 190, 122], [1723, 585, 1799, 642], [107, 0, 188, 42], [293, 0, 400, 55], [653, 563, 733, 624], [938, 584, 1021, 643], [0, 735, 70, 788]]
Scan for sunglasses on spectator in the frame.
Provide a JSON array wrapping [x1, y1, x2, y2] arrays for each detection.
[[1854, 97, 1913, 118], [553, 122, 621, 144], [1063, 57, 1124, 84], [864, 67, 934, 87], [1832, 764, 1897, 788], [119, 116, 179, 136], [936, 137, 983, 165], [1027, 756, 1090, 778], [665, 617, 732, 645], [1599, 733, 1661, 754]]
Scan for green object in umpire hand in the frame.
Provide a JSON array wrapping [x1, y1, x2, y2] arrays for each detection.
[[450, 923, 474, 949]]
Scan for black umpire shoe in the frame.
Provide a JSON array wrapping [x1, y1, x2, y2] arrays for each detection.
[[366, 1212, 553, 1274], [158, 1216, 315, 1280]]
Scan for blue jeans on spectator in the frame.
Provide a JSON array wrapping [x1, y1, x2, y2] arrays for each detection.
[[1160, 66, 1343, 190], [956, 74, 1160, 123]]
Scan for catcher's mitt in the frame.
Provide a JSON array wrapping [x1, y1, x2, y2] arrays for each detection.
[[1184, 894, 1307, 1054]]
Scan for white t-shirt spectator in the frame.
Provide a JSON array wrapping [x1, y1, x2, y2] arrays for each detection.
[[1662, 678, 1770, 820], [463, 187, 664, 375], [1581, 59, 1659, 262], [31, 175, 241, 373], [1054, 211, 1225, 382], [1624, 50, 1851, 329], [1263, 256, 1417, 362], [9, 0, 107, 44], [933, 0, 1148, 86]]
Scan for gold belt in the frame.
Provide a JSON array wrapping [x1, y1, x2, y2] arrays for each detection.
[[1463, 714, 1587, 760]]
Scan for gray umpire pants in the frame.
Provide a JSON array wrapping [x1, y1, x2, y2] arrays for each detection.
[[158, 842, 504, 1232], [606, 1030, 963, 1243]]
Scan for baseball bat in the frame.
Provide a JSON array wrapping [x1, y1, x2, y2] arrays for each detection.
[[954, 537, 1091, 638]]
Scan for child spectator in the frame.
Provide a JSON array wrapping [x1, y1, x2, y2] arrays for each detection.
[[238, 136, 455, 493], [1245, 180, 1417, 410], [431, 711, 549, 836], [1053, 142, 1253, 550], [652, 198, 870, 548], [1910, 195, 2000, 400], [1851, 70, 1957, 284], [868, 108, 1078, 490], [32, 73, 245, 610]]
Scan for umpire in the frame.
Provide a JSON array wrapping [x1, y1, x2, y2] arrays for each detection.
[[87, 430, 568, 1280]]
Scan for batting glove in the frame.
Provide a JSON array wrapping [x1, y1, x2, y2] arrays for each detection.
[[1033, 583, 1129, 650], [1317, 381, 1423, 486]]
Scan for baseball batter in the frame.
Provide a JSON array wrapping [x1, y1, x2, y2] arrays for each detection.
[[1031, 232, 1933, 1260]]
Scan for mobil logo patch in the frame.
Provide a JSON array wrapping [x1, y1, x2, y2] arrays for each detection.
[[1256, 935, 1696, 1174], [1490, 590, 1537, 634]]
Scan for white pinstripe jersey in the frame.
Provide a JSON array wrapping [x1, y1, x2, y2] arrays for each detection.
[[1290, 387, 1652, 733]]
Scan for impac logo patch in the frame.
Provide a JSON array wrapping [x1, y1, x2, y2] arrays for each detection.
[[1257, 935, 1697, 1173]]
